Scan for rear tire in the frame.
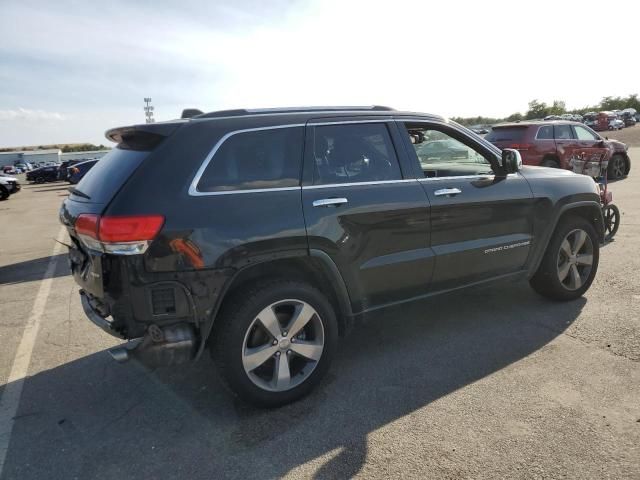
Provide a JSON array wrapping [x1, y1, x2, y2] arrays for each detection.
[[0, 186, 9, 200], [211, 279, 338, 408], [530, 216, 599, 301], [541, 158, 559, 168], [35, 176, 45, 184]]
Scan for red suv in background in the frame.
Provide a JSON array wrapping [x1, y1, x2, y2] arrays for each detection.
[[485, 121, 631, 179]]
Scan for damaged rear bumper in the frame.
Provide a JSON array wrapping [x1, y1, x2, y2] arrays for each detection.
[[80, 289, 197, 367]]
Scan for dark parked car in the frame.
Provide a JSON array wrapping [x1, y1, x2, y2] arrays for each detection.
[[58, 159, 83, 180], [485, 121, 631, 179], [26, 166, 60, 183], [61, 106, 605, 407], [67, 159, 98, 184], [621, 112, 637, 127]]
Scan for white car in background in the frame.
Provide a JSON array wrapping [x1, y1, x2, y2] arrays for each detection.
[[609, 117, 625, 130], [0, 173, 21, 200]]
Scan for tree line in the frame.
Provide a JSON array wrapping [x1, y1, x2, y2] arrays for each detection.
[[452, 94, 640, 126]]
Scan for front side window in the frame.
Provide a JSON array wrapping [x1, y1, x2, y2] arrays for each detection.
[[554, 125, 574, 140], [574, 125, 599, 141], [404, 124, 493, 178], [197, 127, 303, 192], [312, 123, 402, 185]]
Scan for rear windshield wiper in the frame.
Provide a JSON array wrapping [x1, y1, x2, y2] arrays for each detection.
[[68, 186, 91, 200]]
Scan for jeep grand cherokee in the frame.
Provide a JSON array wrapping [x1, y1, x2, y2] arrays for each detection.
[[60, 106, 604, 407]]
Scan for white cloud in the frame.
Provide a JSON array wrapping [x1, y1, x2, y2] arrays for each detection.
[[0, 0, 639, 147], [0, 108, 65, 121]]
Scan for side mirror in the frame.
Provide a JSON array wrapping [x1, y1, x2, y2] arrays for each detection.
[[501, 148, 522, 174]]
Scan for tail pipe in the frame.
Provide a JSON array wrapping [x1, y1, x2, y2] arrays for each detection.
[[109, 323, 196, 367]]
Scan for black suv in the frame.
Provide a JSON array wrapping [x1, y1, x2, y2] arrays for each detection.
[[60, 106, 604, 407]]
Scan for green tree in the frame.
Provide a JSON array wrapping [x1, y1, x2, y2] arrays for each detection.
[[526, 100, 548, 119], [548, 100, 566, 115]]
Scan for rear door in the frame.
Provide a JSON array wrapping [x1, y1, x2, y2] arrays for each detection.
[[301, 118, 433, 312], [553, 123, 577, 167], [397, 120, 535, 291]]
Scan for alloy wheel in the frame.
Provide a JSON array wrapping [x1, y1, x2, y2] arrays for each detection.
[[556, 229, 594, 291], [612, 156, 625, 179], [242, 299, 325, 392]]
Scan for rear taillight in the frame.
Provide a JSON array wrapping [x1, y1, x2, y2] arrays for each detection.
[[508, 143, 532, 151], [75, 214, 164, 255]]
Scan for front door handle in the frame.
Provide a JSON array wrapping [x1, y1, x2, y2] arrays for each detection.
[[312, 198, 348, 207], [434, 188, 462, 197]]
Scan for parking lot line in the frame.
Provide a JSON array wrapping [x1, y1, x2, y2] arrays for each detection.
[[0, 226, 66, 475]]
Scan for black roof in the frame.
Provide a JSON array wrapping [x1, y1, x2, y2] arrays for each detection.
[[106, 106, 445, 142]]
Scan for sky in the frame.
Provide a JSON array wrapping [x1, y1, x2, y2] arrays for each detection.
[[0, 0, 638, 148]]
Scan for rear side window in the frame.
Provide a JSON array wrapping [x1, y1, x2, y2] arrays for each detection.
[[536, 125, 553, 139], [72, 149, 148, 203], [484, 127, 526, 142], [197, 127, 303, 192], [554, 125, 574, 140], [312, 123, 401, 185]]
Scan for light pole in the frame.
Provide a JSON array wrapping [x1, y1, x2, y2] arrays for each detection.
[[144, 97, 155, 124]]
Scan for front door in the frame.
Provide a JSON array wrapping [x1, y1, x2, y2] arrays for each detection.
[[301, 119, 433, 312], [397, 120, 535, 291], [573, 124, 608, 167]]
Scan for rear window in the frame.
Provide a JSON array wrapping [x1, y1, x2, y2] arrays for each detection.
[[196, 127, 304, 192], [71, 148, 148, 203], [485, 127, 526, 142]]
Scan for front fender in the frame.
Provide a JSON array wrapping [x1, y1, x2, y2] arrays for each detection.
[[527, 199, 603, 277]]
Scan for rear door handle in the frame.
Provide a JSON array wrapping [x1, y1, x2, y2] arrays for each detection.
[[312, 198, 348, 207], [434, 188, 462, 197]]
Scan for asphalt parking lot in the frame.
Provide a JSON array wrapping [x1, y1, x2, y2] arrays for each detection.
[[1, 152, 639, 480]]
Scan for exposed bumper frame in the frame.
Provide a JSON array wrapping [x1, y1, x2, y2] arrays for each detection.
[[80, 290, 126, 339]]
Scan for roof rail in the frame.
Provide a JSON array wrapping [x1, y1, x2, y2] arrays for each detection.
[[195, 105, 395, 119]]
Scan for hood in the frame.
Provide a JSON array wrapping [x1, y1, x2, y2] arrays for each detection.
[[605, 139, 627, 152], [0, 175, 18, 183], [520, 165, 576, 178]]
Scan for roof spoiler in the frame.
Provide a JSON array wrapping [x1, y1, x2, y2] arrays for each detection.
[[105, 123, 182, 149]]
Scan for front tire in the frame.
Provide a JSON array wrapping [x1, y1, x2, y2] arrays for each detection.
[[0, 186, 9, 200], [530, 216, 599, 301], [211, 280, 338, 407], [608, 154, 626, 180]]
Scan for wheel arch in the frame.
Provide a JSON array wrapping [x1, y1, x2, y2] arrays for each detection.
[[541, 154, 561, 168], [528, 201, 604, 277], [197, 252, 354, 359]]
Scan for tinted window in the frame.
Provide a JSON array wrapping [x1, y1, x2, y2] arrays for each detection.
[[537, 125, 553, 139], [574, 125, 599, 141], [312, 123, 401, 185], [197, 127, 303, 192], [554, 125, 574, 140], [405, 124, 493, 178], [484, 127, 526, 142], [72, 149, 148, 203]]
